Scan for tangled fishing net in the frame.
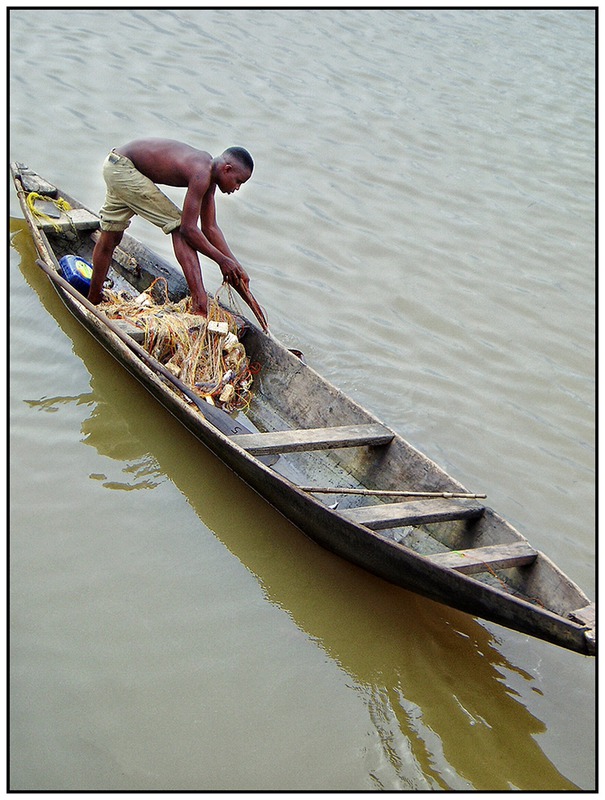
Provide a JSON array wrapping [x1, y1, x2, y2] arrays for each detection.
[[100, 279, 258, 413]]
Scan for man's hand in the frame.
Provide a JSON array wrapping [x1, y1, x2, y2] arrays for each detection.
[[221, 263, 269, 332], [220, 256, 249, 289]]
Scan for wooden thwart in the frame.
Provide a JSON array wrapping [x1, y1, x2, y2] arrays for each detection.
[[425, 541, 538, 574], [231, 423, 394, 455], [39, 207, 100, 231], [14, 163, 57, 196], [341, 498, 485, 530]]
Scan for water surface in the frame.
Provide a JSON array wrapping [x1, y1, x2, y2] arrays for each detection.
[[9, 8, 595, 790]]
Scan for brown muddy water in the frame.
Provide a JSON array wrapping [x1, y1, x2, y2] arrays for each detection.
[[9, 8, 595, 790]]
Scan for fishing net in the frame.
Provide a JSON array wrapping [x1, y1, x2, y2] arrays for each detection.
[[100, 279, 258, 413]]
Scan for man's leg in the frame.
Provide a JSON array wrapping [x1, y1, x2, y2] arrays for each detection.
[[90, 229, 124, 304], [171, 229, 208, 316]]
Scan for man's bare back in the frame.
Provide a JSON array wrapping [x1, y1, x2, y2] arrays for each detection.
[[116, 138, 213, 187], [90, 137, 267, 328]]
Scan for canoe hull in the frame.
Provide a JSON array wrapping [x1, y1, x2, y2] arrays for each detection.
[[11, 162, 595, 656]]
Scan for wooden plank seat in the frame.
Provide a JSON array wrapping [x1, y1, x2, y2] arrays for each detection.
[[424, 541, 538, 574], [14, 163, 58, 196], [39, 207, 100, 231], [341, 498, 485, 530], [231, 423, 394, 455]]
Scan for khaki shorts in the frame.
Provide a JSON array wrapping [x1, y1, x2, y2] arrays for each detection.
[[98, 151, 182, 234]]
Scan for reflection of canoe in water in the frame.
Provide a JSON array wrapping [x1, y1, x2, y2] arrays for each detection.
[[12, 291, 581, 791], [11, 162, 595, 656]]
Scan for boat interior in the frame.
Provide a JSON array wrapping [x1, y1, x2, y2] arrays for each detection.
[[27, 187, 593, 635]]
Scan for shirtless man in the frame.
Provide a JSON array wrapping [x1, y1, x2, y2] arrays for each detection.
[[89, 138, 263, 323]]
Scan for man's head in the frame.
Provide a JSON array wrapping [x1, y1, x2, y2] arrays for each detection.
[[215, 147, 254, 194]]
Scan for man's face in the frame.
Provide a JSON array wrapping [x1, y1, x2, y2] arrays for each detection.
[[218, 162, 252, 194]]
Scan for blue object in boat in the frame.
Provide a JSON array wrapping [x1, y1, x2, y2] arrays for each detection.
[[58, 255, 93, 296]]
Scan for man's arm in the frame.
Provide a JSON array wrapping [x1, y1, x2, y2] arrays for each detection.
[[179, 173, 267, 330], [199, 186, 250, 288], [177, 174, 248, 286]]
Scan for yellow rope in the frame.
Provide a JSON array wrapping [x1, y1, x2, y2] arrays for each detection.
[[26, 192, 72, 231]]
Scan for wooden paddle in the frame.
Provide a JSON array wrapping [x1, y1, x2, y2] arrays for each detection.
[[35, 258, 279, 465], [299, 487, 487, 499]]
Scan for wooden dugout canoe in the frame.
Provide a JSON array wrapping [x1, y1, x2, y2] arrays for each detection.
[[11, 162, 595, 656]]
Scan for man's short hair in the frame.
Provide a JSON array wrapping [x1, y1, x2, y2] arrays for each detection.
[[224, 146, 254, 173]]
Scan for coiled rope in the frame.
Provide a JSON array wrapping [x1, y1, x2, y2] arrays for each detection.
[[26, 192, 72, 231]]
